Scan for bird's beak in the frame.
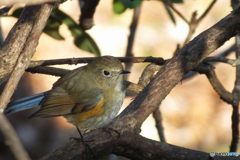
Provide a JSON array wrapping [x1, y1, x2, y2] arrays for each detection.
[[120, 70, 130, 74]]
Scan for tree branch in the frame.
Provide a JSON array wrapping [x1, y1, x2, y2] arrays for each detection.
[[41, 129, 236, 160], [137, 63, 166, 142], [125, 5, 141, 79], [26, 66, 69, 77], [230, 39, 240, 152], [0, 6, 11, 16], [0, 113, 30, 160], [230, 0, 240, 152], [164, 0, 188, 23], [28, 57, 166, 68], [203, 56, 240, 66], [152, 109, 166, 142], [0, 1, 62, 84], [0, 2, 62, 112], [193, 63, 233, 104], [184, 0, 217, 45]]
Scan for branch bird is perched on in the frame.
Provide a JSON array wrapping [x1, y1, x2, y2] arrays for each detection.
[[5, 56, 130, 136]]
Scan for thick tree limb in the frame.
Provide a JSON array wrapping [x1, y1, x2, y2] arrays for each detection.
[[114, 132, 230, 160], [0, 2, 62, 112], [0, 1, 62, 85], [41, 129, 236, 160], [0, 7, 39, 84]]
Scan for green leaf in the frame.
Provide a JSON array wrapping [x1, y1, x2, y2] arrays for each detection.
[[120, 0, 142, 9], [163, 2, 176, 25], [74, 32, 100, 57], [10, 8, 100, 56], [11, 8, 23, 18], [43, 16, 64, 40], [11, 8, 64, 40], [50, 8, 100, 56], [113, 0, 127, 14]]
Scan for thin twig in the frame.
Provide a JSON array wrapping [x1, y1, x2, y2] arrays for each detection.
[[0, 113, 31, 160], [125, 5, 141, 79], [166, 0, 217, 45], [173, 43, 180, 56], [152, 109, 166, 143], [216, 44, 236, 57], [26, 66, 70, 77], [193, 63, 233, 104], [164, 0, 217, 45], [0, 6, 12, 16], [164, 0, 188, 23], [183, 44, 236, 80], [29, 57, 166, 68], [198, 0, 217, 22], [183, 0, 217, 45], [137, 63, 166, 142], [204, 56, 240, 66]]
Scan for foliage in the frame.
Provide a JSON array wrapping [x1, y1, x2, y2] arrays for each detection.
[[11, 8, 101, 56]]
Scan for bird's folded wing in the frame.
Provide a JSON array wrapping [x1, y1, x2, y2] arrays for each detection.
[[29, 86, 103, 118]]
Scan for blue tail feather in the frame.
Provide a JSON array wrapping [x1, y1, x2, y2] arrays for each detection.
[[4, 91, 49, 115]]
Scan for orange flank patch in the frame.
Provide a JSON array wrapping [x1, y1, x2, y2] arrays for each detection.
[[77, 98, 104, 122]]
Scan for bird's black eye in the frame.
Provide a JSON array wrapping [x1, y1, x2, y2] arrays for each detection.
[[103, 70, 110, 76]]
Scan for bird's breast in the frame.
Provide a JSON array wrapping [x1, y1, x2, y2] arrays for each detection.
[[65, 82, 126, 129]]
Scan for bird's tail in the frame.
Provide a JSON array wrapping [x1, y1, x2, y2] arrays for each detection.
[[4, 91, 49, 115]]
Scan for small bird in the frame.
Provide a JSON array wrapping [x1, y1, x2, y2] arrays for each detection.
[[5, 56, 130, 136]]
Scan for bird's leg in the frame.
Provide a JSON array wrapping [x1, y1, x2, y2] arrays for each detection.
[[70, 126, 95, 157]]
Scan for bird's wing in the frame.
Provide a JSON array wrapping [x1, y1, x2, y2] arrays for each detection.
[[71, 88, 103, 113], [29, 86, 103, 118]]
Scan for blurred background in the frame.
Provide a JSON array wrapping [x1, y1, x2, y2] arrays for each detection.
[[1, 0, 239, 159]]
